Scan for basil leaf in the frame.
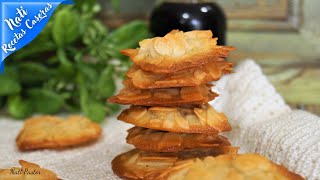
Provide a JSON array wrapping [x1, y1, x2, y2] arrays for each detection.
[[77, 72, 106, 122], [76, 61, 98, 82], [4, 66, 19, 80], [0, 76, 21, 96], [0, 96, 5, 108], [106, 20, 150, 58], [105, 103, 120, 116], [7, 95, 32, 119], [28, 89, 64, 114], [56, 48, 75, 79], [84, 101, 106, 123], [17, 62, 51, 84], [78, 72, 88, 107], [74, 0, 101, 15], [83, 20, 110, 61], [52, 9, 80, 47], [94, 65, 115, 98], [83, 20, 108, 46]]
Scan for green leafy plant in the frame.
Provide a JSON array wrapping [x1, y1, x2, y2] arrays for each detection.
[[3, 0, 150, 122]]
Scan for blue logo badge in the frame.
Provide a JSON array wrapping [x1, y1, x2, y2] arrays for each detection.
[[0, 0, 74, 73]]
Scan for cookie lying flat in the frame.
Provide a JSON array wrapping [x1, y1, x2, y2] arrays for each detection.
[[121, 30, 235, 74], [16, 115, 102, 150], [0, 160, 58, 180], [112, 147, 238, 180], [118, 104, 231, 134], [108, 84, 217, 106], [149, 154, 303, 180], [127, 127, 231, 152], [125, 60, 233, 89]]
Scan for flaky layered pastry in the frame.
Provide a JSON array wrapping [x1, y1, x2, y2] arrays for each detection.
[[108, 84, 217, 106], [148, 154, 303, 180], [125, 60, 233, 89], [118, 103, 231, 133], [0, 160, 58, 180], [121, 30, 235, 74], [16, 115, 102, 150], [127, 127, 231, 152], [112, 148, 239, 180]]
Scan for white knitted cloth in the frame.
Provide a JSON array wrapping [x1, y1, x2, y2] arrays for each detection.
[[0, 60, 319, 180], [211, 60, 320, 179]]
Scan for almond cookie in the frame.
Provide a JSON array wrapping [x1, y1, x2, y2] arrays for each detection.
[[108, 84, 217, 106], [118, 104, 231, 134], [121, 30, 235, 74], [125, 60, 233, 89], [0, 160, 58, 180], [149, 154, 303, 180], [112, 147, 238, 180], [16, 115, 102, 150], [127, 127, 231, 152]]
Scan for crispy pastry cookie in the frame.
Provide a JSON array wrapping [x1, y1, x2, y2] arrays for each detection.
[[118, 104, 231, 133], [112, 148, 238, 180], [108, 84, 217, 106], [149, 154, 304, 180], [125, 60, 233, 89], [0, 160, 58, 180], [16, 115, 102, 150], [127, 127, 231, 152], [121, 30, 235, 74]]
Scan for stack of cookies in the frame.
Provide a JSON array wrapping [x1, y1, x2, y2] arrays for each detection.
[[108, 30, 237, 179]]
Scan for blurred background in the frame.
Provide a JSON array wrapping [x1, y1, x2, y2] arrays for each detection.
[[2, 0, 319, 123]]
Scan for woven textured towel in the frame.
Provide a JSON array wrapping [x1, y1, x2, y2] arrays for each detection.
[[211, 60, 320, 179], [0, 60, 319, 180]]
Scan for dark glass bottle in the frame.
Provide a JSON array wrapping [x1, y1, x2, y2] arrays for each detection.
[[150, 0, 226, 45]]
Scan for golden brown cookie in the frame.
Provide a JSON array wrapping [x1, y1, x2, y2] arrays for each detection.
[[0, 160, 58, 180], [108, 84, 217, 106], [121, 30, 235, 74], [112, 147, 239, 180], [118, 103, 231, 134], [125, 60, 233, 89], [16, 115, 102, 150], [149, 154, 303, 180], [127, 127, 231, 152]]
